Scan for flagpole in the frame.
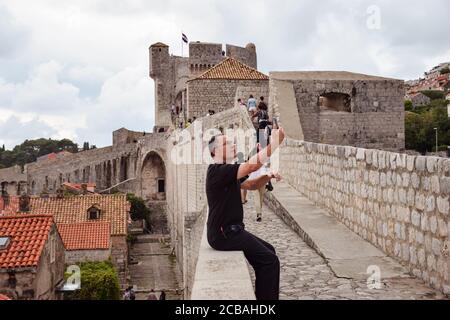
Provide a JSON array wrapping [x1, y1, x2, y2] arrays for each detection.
[[181, 31, 183, 57]]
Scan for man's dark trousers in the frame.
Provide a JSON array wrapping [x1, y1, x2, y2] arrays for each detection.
[[209, 228, 280, 300]]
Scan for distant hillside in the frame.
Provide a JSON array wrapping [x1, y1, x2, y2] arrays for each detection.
[[0, 138, 95, 169]]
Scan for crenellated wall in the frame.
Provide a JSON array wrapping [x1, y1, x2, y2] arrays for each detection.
[[279, 138, 450, 293]]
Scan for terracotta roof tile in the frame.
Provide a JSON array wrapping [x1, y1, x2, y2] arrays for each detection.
[[0, 197, 19, 215], [57, 222, 110, 250], [2, 194, 129, 236], [62, 182, 97, 194], [0, 294, 11, 300], [0, 215, 54, 269], [191, 57, 269, 81]]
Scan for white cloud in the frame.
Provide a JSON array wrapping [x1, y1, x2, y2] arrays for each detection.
[[76, 65, 154, 146], [0, 61, 152, 149], [0, 0, 449, 150], [0, 115, 58, 148]]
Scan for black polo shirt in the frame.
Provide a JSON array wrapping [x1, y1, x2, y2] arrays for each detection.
[[205, 163, 244, 244]]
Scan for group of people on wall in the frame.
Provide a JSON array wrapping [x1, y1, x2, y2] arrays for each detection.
[[236, 94, 279, 223]]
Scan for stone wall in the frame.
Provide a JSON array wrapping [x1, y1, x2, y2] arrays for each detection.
[[65, 249, 111, 265], [279, 138, 450, 293], [189, 42, 224, 66], [187, 79, 269, 120], [0, 165, 26, 182], [111, 235, 128, 287], [184, 207, 207, 299], [226, 43, 257, 69], [147, 201, 168, 234], [234, 85, 269, 108], [34, 225, 65, 299], [0, 131, 169, 199], [269, 73, 405, 151], [113, 128, 147, 146], [150, 41, 258, 128], [0, 269, 36, 299], [24, 143, 138, 195], [0, 166, 27, 196]]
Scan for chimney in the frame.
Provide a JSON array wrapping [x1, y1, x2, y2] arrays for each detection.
[[1, 189, 9, 208], [56, 186, 64, 199], [40, 186, 49, 199], [81, 183, 88, 195], [19, 193, 30, 212]]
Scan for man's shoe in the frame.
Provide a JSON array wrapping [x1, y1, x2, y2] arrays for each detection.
[[256, 214, 262, 222]]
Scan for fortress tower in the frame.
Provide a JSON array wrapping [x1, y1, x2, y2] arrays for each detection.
[[149, 41, 257, 130]]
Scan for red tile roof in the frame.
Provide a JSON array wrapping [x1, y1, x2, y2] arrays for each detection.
[[0, 215, 54, 269], [57, 222, 110, 251], [62, 182, 97, 194], [0, 294, 11, 300], [2, 194, 129, 236], [0, 197, 19, 215], [191, 57, 269, 81]]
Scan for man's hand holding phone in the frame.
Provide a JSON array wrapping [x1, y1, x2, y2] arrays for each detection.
[[270, 127, 285, 147]]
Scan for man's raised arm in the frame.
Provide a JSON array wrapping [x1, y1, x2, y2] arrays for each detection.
[[237, 127, 285, 180]]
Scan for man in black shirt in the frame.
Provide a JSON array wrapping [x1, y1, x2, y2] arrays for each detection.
[[206, 128, 285, 300]]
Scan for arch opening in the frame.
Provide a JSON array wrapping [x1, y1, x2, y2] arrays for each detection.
[[141, 152, 166, 201]]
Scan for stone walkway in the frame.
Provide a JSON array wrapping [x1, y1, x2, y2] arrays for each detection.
[[242, 192, 447, 300], [129, 235, 182, 300]]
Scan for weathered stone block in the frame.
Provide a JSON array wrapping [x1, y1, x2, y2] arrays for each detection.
[[416, 157, 426, 171], [437, 196, 449, 216]]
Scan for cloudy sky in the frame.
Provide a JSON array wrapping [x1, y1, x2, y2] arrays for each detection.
[[0, 0, 449, 150]]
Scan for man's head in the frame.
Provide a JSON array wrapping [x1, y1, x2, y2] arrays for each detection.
[[249, 95, 254, 99], [208, 135, 237, 163], [260, 96, 264, 101]]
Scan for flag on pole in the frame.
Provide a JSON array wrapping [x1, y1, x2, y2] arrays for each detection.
[[182, 33, 188, 44]]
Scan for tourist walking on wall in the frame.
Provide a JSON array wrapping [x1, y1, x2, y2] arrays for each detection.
[[123, 287, 131, 300], [247, 95, 257, 112], [206, 127, 285, 300], [123, 286, 136, 300], [258, 96, 268, 110], [247, 144, 278, 222], [253, 101, 270, 144]]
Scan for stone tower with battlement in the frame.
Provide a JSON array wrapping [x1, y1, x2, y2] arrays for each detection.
[[149, 41, 257, 129]]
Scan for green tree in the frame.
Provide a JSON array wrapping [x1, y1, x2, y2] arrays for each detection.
[[67, 261, 120, 300], [405, 101, 450, 153], [126, 193, 151, 222], [404, 100, 413, 111], [421, 90, 445, 100], [440, 67, 450, 75], [405, 112, 426, 153], [0, 138, 84, 168]]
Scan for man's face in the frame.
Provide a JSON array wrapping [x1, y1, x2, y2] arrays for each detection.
[[214, 135, 237, 163]]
